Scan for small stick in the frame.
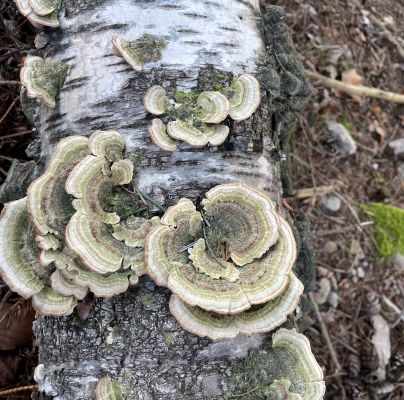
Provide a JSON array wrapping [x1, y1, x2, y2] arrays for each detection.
[[306, 70, 404, 104], [0, 384, 37, 396], [309, 292, 347, 399], [0, 97, 18, 125], [0, 80, 20, 85], [136, 189, 166, 212]]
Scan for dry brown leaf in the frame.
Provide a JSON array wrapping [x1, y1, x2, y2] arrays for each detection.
[[342, 69, 364, 103], [368, 120, 387, 142], [0, 301, 35, 351], [0, 353, 19, 386]]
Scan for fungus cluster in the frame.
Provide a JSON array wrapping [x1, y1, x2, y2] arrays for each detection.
[[0, 130, 156, 315], [145, 182, 303, 339], [14, 0, 60, 28], [20, 56, 69, 108], [143, 74, 261, 151]]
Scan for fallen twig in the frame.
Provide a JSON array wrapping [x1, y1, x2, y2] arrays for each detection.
[[305, 70, 404, 104], [0, 384, 38, 396]]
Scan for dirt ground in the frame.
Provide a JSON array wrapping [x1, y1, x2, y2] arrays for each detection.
[[0, 0, 403, 399]]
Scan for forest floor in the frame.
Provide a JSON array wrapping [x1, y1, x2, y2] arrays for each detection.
[[0, 0, 403, 399]]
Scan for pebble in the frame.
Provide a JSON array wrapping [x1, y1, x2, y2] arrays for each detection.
[[327, 291, 339, 308], [324, 240, 338, 254], [357, 266, 365, 279], [320, 194, 342, 213], [388, 138, 404, 160], [327, 121, 357, 156], [314, 277, 331, 305]]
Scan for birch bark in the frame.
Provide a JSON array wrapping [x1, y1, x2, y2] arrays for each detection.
[[11, 1, 314, 398]]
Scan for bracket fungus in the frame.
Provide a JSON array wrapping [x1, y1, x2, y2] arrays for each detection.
[[227, 73, 261, 121], [142, 74, 260, 151], [14, 0, 60, 28], [112, 33, 166, 71], [0, 130, 158, 315], [146, 182, 302, 337], [20, 56, 68, 107]]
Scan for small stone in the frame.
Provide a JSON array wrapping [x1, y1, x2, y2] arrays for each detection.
[[35, 32, 49, 49], [357, 267, 365, 279], [327, 121, 357, 156], [324, 240, 338, 254], [314, 277, 331, 305], [388, 138, 404, 160], [327, 291, 339, 308], [320, 194, 342, 213], [398, 164, 404, 181]]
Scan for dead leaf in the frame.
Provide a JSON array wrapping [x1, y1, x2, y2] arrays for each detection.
[[76, 300, 93, 321], [371, 314, 391, 381], [368, 120, 387, 142], [0, 352, 19, 386], [342, 69, 364, 103], [0, 301, 35, 351]]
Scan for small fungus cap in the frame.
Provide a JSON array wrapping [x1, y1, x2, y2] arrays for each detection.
[[15, 0, 60, 28], [146, 183, 297, 314], [27, 135, 90, 239], [147, 118, 177, 152], [197, 91, 229, 124], [143, 86, 168, 115], [32, 287, 77, 316], [20, 56, 68, 107], [166, 121, 209, 147], [228, 74, 261, 121]]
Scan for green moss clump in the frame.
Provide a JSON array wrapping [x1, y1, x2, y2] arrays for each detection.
[[137, 293, 154, 306], [162, 331, 175, 346], [362, 203, 404, 257]]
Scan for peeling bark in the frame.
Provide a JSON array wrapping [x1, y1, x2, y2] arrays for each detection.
[[10, 1, 313, 398]]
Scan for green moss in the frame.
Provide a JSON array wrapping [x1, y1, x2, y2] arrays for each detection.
[[127, 150, 144, 172], [336, 116, 353, 134], [162, 331, 175, 345], [121, 33, 166, 66], [107, 188, 147, 220], [137, 293, 153, 306], [362, 203, 404, 257], [197, 66, 232, 92]]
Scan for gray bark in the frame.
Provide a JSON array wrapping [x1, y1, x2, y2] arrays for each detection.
[[3, 1, 312, 398]]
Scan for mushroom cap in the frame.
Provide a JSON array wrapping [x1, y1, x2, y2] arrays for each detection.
[[32, 287, 77, 316], [272, 329, 326, 400], [65, 155, 133, 225], [0, 198, 44, 298], [111, 33, 166, 72], [20, 56, 68, 107], [112, 35, 142, 71], [49, 247, 133, 298], [29, 0, 58, 16], [197, 91, 229, 124], [169, 272, 303, 339], [95, 376, 123, 400], [166, 121, 209, 147], [147, 118, 177, 152], [27, 135, 90, 239], [203, 124, 230, 146], [88, 130, 125, 162], [202, 182, 280, 266], [143, 86, 168, 115], [146, 184, 296, 314], [50, 269, 88, 300], [112, 216, 160, 248], [65, 212, 146, 275], [15, 0, 60, 27], [228, 74, 261, 121]]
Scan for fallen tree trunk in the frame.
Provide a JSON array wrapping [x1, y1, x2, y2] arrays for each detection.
[[3, 1, 314, 398]]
